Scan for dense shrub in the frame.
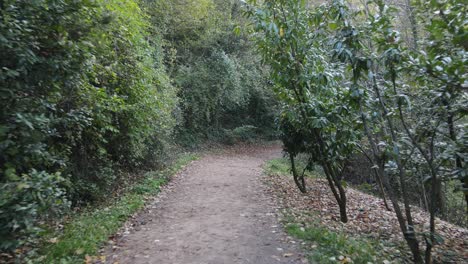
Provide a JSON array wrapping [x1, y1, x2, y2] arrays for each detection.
[[0, 0, 176, 249], [145, 0, 278, 145], [0, 170, 68, 250], [0, 0, 278, 253]]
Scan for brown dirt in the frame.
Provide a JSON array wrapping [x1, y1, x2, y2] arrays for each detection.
[[101, 144, 305, 264]]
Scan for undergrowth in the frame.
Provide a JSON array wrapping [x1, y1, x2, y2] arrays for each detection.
[[264, 157, 318, 178], [264, 157, 387, 264], [284, 220, 384, 263], [33, 153, 198, 263]]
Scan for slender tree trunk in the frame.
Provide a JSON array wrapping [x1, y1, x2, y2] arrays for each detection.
[[420, 174, 429, 210], [379, 166, 424, 263], [323, 163, 348, 223], [392, 72, 442, 263], [432, 179, 446, 217], [290, 153, 307, 193], [359, 104, 391, 211], [405, 0, 419, 50], [425, 165, 439, 264], [336, 181, 348, 223], [446, 104, 467, 211], [373, 167, 391, 211], [278, 2, 349, 224], [372, 75, 423, 263]]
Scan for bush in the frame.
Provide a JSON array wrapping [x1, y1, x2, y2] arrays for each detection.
[[0, 170, 68, 250], [0, 0, 176, 250]]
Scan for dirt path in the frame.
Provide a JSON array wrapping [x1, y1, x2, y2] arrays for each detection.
[[102, 145, 305, 264]]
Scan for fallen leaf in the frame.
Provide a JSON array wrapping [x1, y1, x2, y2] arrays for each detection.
[[84, 255, 92, 264]]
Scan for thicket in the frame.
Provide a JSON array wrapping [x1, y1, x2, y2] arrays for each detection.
[[144, 0, 278, 144], [246, 0, 466, 263], [0, 0, 277, 254], [0, 0, 178, 250]]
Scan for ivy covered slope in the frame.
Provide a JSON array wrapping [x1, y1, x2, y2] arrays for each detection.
[[0, 0, 177, 251]]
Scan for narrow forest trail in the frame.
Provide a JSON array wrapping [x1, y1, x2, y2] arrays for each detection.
[[102, 145, 305, 264]]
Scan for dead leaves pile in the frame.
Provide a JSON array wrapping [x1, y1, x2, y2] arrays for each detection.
[[264, 173, 468, 263]]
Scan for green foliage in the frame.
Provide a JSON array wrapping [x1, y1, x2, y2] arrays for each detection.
[[145, 0, 278, 145], [0, 170, 68, 250], [0, 0, 176, 251], [0, 0, 282, 257], [42, 194, 144, 263], [67, 0, 178, 200], [230, 125, 258, 141], [264, 158, 293, 176], [264, 157, 317, 178], [222, 125, 259, 144], [1, 0, 97, 249], [247, 0, 466, 261], [38, 153, 197, 263], [246, 0, 360, 222]]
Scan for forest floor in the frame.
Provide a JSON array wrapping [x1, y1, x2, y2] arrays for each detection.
[[264, 158, 468, 263], [97, 143, 306, 264]]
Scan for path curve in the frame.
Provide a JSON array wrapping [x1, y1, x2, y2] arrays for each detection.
[[103, 145, 304, 264]]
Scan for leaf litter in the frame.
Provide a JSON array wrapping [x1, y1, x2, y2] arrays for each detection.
[[263, 171, 468, 263]]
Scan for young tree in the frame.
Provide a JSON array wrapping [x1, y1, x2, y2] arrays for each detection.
[[246, 0, 362, 223], [247, 0, 466, 262], [330, 0, 466, 262]]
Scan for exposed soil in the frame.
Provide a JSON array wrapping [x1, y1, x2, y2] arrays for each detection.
[[101, 144, 305, 264]]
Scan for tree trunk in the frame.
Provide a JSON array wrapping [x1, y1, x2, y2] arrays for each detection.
[[337, 187, 348, 223], [432, 179, 445, 217], [358, 103, 391, 211], [405, 0, 419, 50], [373, 168, 391, 211], [290, 153, 307, 193], [338, 198, 348, 223], [446, 105, 467, 212], [380, 167, 424, 263], [369, 76, 423, 263], [323, 163, 348, 223]]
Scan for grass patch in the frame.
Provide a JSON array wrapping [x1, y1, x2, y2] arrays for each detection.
[[285, 221, 384, 263], [36, 153, 198, 263], [264, 157, 292, 175], [264, 157, 319, 178]]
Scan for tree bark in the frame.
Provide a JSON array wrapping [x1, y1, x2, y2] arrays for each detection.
[[290, 153, 307, 193], [323, 162, 348, 223], [405, 0, 419, 50]]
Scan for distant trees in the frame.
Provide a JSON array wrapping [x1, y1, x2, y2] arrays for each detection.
[[246, 0, 466, 262], [143, 0, 278, 143]]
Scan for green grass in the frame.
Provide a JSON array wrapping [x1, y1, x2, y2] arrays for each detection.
[[36, 153, 198, 263], [285, 222, 384, 263], [264, 157, 292, 175], [264, 157, 319, 178]]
